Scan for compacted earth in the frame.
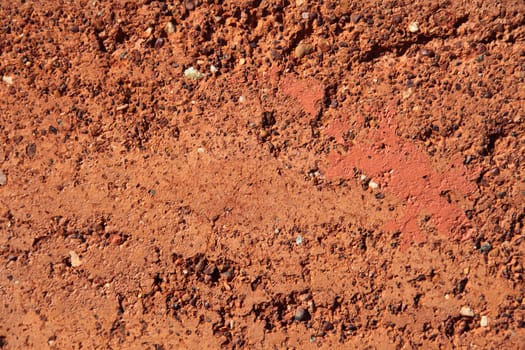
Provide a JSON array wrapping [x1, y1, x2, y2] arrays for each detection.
[[0, 1, 524, 349]]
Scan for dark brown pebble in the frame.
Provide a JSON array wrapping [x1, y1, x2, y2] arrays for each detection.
[[172, 126, 180, 139], [456, 278, 468, 293], [392, 14, 403, 24], [222, 268, 234, 282], [185, 0, 194, 11], [203, 264, 218, 275], [195, 259, 206, 272], [351, 14, 362, 24], [261, 111, 276, 127], [26, 143, 36, 159], [420, 48, 435, 57], [322, 321, 334, 331], [375, 193, 385, 199], [155, 38, 164, 49]]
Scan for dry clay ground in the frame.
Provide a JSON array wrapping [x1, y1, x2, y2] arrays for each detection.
[[0, 1, 524, 349]]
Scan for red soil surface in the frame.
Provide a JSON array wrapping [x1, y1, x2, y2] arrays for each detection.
[[0, 1, 524, 349]]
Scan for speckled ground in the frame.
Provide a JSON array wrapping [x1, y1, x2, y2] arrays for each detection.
[[0, 1, 524, 349]]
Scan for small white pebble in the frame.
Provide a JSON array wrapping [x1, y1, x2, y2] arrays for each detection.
[[184, 67, 205, 80], [238, 95, 246, 103], [197, 147, 205, 153], [69, 251, 82, 267], [2, 75, 13, 85], [166, 21, 175, 34], [301, 12, 310, 20], [480, 315, 489, 327], [408, 22, 419, 33], [360, 174, 367, 181], [369, 180, 379, 189], [210, 65, 218, 73], [402, 88, 413, 99], [460, 306, 474, 317]]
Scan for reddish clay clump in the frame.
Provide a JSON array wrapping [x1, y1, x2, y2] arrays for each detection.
[[325, 103, 478, 245]]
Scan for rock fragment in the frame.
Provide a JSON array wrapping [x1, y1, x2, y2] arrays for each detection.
[[294, 43, 313, 59], [2, 76, 13, 85], [408, 22, 419, 33], [166, 21, 175, 34], [26, 143, 36, 159], [184, 67, 205, 80], [294, 307, 310, 321], [0, 170, 6, 186], [69, 251, 82, 267], [460, 306, 474, 317], [480, 315, 489, 327]]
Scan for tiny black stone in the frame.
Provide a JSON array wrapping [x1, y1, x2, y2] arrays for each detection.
[[455, 278, 468, 294], [49, 125, 58, 134]]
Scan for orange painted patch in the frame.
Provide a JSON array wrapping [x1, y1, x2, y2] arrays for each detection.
[[324, 118, 351, 145], [280, 77, 324, 117], [325, 103, 477, 245]]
